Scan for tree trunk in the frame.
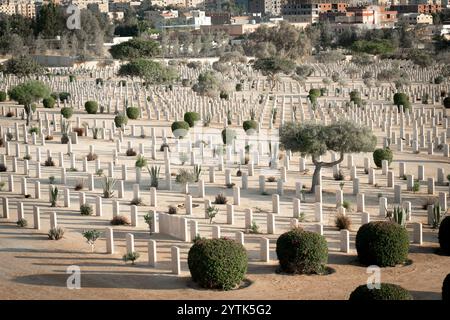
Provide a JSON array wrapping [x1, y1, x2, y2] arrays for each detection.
[[310, 152, 345, 193], [25, 105, 31, 126]]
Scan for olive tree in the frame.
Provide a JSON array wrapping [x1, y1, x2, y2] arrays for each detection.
[[280, 120, 377, 192], [8, 80, 50, 126], [252, 57, 295, 90]]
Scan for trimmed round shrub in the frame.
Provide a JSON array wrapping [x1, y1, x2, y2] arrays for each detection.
[[356, 221, 409, 267], [309, 88, 321, 98], [0, 91, 7, 102], [60, 107, 73, 119], [439, 216, 450, 255], [222, 128, 236, 145], [126, 106, 140, 120], [220, 91, 229, 100], [444, 97, 450, 109], [236, 83, 242, 91], [188, 238, 247, 290], [84, 101, 98, 114], [171, 121, 190, 138], [96, 78, 103, 86], [184, 112, 200, 127], [114, 114, 128, 128], [393, 92, 411, 111], [434, 75, 444, 84], [373, 147, 393, 168], [58, 92, 71, 102], [43, 97, 56, 109], [51, 92, 59, 100], [443, 273, 450, 301], [243, 120, 258, 133], [276, 228, 328, 274], [349, 283, 413, 300]]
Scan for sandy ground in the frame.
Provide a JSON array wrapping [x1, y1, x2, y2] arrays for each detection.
[[0, 79, 450, 300]]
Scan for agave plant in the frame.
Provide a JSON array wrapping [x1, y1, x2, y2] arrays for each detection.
[[147, 165, 160, 188], [92, 128, 102, 140], [50, 185, 59, 207], [60, 120, 70, 144], [144, 212, 154, 235], [386, 206, 407, 227], [432, 203, 444, 229], [102, 176, 117, 198], [82, 229, 101, 252], [193, 164, 202, 182]]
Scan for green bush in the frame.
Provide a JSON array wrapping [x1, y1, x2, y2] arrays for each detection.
[[350, 90, 363, 107], [0, 91, 7, 102], [184, 112, 200, 127], [43, 96, 56, 108], [171, 121, 190, 138], [443, 273, 450, 301], [221, 128, 236, 145], [69, 75, 76, 83], [96, 78, 103, 86], [439, 216, 450, 255], [356, 221, 409, 267], [309, 88, 321, 98], [243, 120, 258, 133], [126, 106, 140, 120], [114, 114, 128, 128], [276, 227, 328, 274], [220, 91, 229, 100], [373, 147, 393, 168], [393, 92, 411, 111], [434, 75, 444, 84], [188, 238, 247, 290], [444, 97, 450, 109], [349, 283, 413, 300], [60, 107, 74, 119], [84, 101, 98, 114], [58, 92, 71, 102], [236, 83, 242, 91]]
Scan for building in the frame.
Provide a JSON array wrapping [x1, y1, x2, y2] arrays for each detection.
[[145, 9, 179, 27], [390, 3, 442, 13], [0, 0, 36, 18], [151, 0, 186, 7], [281, 0, 348, 15], [398, 12, 434, 23], [249, 0, 283, 16]]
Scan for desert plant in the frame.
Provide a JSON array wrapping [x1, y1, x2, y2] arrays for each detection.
[[92, 128, 102, 139], [267, 176, 277, 182], [86, 152, 98, 161], [144, 212, 154, 235], [249, 108, 256, 120], [193, 164, 202, 182], [0, 163, 7, 172], [84, 101, 98, 114], [443, 273, 450, 301], [48, 227, 65, 240], [439, 216, 450, 254], [126, 148, 137, 156], [50, 186, 58, 207], [130, 197, 144, 206], [386, 206, 407, 227], [123, 252, 140, 265], [203, 113, 212, 127], [110, 215, 130, 225], [6, 132, 13, 141], [373, 147, 393, 168], [214, 193, 228, 204], [168, 205, 178, 215], [335, 213, 351, 230], [148, 165, 160, 188], [102, 176, 117, 198], [17, 218, 28, 227], [249, 220, 260, 234], [60, 120, 70, 144], [48, 176, 55, 184], [82, 229, 101, 252], [356, 221, 409, 267], [171, 121, 190, 138], [188, 238, 247, 290], [61, 107, 74, 119], [243, 120, 258, 134], [184, 111, 200, 127], [433, 203, 444, 229], [334, 170, 345, 181], [114, 114, 128, 129], [44, 156, 55, 166], [175, 168, 195, 187], [0, 181, 5, 191], [342, 200, 352, 211], [206, 205, 219, 224], [135, 155, 147, 168], [73, 127, 84, 136], [45, 135, 53, 140], [422, 197, 438, 210], [126, 106, 139, 120], [96, 169, 103, 177], [23, 154, 31, 160], [28, 127, 39, 135], [349, 283, 413, 300], [80, 204, 93, 216], [276, 227, 328, 274], [74, 179, 85, 191], [159, 142, 170, 152], [412, 180, 420, 193]]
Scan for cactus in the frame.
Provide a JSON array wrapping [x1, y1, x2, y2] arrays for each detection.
[[432, 203, 444, 229], [193, 164, 202, 182], [50, 185, 59, 207], [387, 206, 407, 227], [102, 176, 117, 198], [147, 165, 160, 188]]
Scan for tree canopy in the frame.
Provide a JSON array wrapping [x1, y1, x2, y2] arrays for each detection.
[[118, 58, 178, 85], [280, 120, 377, 191], [253, 57, 295, 90], [110, 38, 161, 60], [4, 55, 44, 78]]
